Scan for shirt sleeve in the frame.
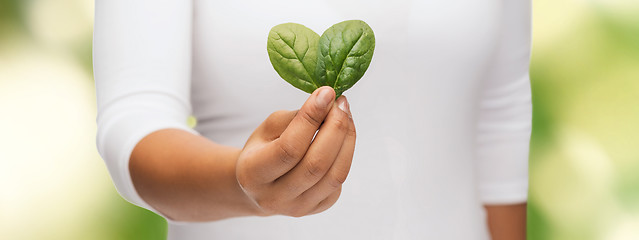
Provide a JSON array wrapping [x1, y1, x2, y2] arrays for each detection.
[[475, 0, 532, 204], [93, 0, 195, 212]]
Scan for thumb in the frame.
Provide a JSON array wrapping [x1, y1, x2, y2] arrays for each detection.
[[280, 86, 335, 143], [260, 86, 335, 180], [277, 86, 334, 158]]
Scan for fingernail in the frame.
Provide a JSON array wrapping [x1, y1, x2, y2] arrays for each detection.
[[337, 96, 351, 116], [315, 87, 333, 108]]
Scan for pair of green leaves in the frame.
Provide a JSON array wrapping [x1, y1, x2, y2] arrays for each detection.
[[267, 20, 375, 97]]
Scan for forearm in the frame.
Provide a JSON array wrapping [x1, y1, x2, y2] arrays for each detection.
[[485, 203, 527, 240], [130, 129, 260, 222]]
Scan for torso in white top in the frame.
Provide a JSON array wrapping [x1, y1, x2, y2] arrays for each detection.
[[93, 0, 532, 239]]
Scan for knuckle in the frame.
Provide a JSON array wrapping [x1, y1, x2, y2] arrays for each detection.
[[300, 109, 323, 128], [346, 121, 356, 138], [277, 140, 303, 163], [313, 191, 341, 215], [347, 126, 357, 138], [328, 171, 348, 188], [263, 113, 277, 128], [286, 203, 309, 218], [264, 110, 288, 128], [289, 211, 305, 218], [267, 110, 288, 121], [304, 157, 328, 179], [330, 112, 349, 132]]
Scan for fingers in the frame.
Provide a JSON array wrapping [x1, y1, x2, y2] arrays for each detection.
[[274, 96, 352, 196], [262, 86, 336, 180], [238, 94, 356, 218], [309, 187, 342, 215], [238, 110, 297, 185], [297, 115, 355, 216], [252, 110, 297, 143], [297, 99, 355, 208]]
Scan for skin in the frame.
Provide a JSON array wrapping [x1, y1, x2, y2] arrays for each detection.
[[130, 86, 526, 238], [131, 86, 355, 221], [486, 203, 527, 240]]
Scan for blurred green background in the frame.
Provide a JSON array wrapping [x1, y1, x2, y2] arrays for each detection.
[[1, 0, 637, 239]]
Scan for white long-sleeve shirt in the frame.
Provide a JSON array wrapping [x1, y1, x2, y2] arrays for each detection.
[[94, 0, 532, 239]]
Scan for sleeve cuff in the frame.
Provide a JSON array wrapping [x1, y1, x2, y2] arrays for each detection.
[[96, 92, 198, 224], [479, 180, 528, 205]]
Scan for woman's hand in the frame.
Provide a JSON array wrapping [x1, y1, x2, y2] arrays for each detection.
[[236, 86, 356, 217], [130, 86, 355, 221]]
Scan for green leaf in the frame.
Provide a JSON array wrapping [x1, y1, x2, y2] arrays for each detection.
[[316, 20, 375, 97], [267, 20, 375, 97], [267, 23, 320, 93]]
